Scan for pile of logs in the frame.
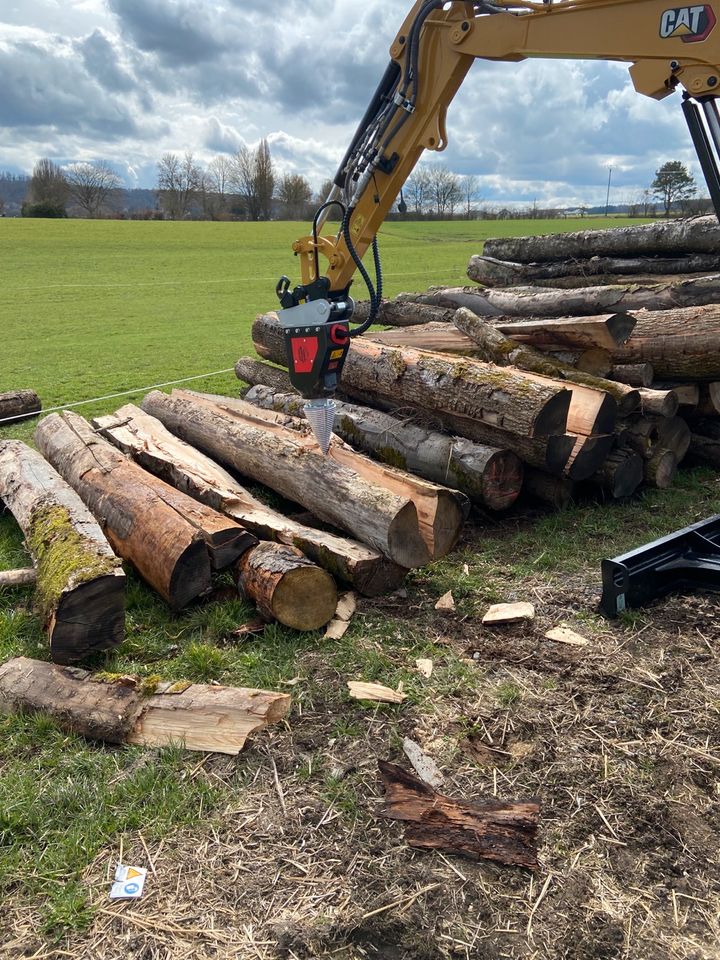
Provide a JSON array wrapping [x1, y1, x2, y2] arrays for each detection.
[[244, 216, 720, 510]]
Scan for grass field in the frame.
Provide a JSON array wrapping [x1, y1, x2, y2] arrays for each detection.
[[2, 217, 719, 959]]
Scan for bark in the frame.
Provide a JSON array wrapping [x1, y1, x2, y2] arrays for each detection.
[[610, 305, 720, 378], [638, 388, 679, 418], [252, 313, 571, 439], [353, 298, 455, 327], [379, 760, 539, 870], [94, 404, 406, 597], [370, 323, 480, 356], [0, 568, 37, 588], [652, 382, 700, 409], [35, 413, 255, 609], [0, 657, 290, 755], [402, 277, 720, 318], [244, 385, 524, 511], [468, 251, 720, 287], [141, 390, 436, 569], [644, 449, 678, 489], [0, 390, 42, 426], [235, 357, 294, 394], [0, 440, 125, 664], [453, 308, 635, 425], [494, 314, 636, 350], [594, 448, 644, 498], [481, 216, 720, 263], [611, 364, 654, 387], [523, 468, 576, 509], [236, 541, 337, 631]]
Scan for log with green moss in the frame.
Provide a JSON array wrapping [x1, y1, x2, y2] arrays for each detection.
[[0, 440, 125, 663]]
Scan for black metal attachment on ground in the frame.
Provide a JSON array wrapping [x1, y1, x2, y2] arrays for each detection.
[[600, 513, 720, 617]]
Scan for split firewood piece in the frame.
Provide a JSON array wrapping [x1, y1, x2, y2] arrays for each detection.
[[142, 390, 467, 568], [244, 384, 524, 512], [644, 449, 678, 489], [325, 620, 350, 640], [235, 542, 337, 631], [0, 568, 37, 588], [0, 389, 42, 426], [378, 760, 539, 869], [592, 448, 644, 499], [0, 657, 290, 755], [252, 312, 572, 440], [348, 682, 406, 704], [523, 468, 576, 509], [335, 592, 357, 622], [403, 738, 445, 789], [435, 590, 456, 613], [545, 626, 589, 647], [415, 658, 434, 678], [611, 363, 654, 387], [483, 602, 535, 625], [36, 412, 255, 609], [0, 440, 125, 664], [95, 404, 404, 596]]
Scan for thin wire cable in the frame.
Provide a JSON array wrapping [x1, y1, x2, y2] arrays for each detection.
[[0, 367, 236, 428]]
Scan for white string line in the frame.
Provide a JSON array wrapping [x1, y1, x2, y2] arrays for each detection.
[[0, 368, 236, 428]]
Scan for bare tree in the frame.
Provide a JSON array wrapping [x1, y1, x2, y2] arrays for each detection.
[[156, 152, 202, 220], [461, 174, 481, 219], [65, 161, 122, 218], [230, 140, 276, 221], [277, 173, 313, 219], [26, 158, 69, 214], [406, 165, 432, 215], [314, 179, 335, 208], [427, 165, 461, 218], [200, 156, 234, 219]]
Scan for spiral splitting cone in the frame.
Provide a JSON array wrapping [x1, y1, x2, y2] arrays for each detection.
[[304, 398, 337, 455]]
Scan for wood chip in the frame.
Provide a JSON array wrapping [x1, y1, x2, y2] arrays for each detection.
[[482, 602, 535, 625], [231, 618, 267, 638], [545, 626, 589, 647], [435, 590, 456, 613], [347, 681, 406, 704], [325, 619, 350, 641], [335, 591, 357, 622], [415, 658, 433, 678], [403, 737, 445, 788]]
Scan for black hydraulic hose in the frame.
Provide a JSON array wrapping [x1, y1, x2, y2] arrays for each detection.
[[342, 208, 382, 338], [312, 199, 346, 282]]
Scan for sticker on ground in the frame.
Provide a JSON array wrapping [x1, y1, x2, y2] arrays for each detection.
[[109, 864, 147, 900]]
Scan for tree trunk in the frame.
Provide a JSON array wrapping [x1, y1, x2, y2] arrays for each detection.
[[0, 657, 290, 755], [610, 305, 720, 378], [378, 760, 539, 869], [638, 387, 679, 418], [653, 382, 700, 409], [252, 313, 571, 440], [593, 448, 644, 498], [611, 364, 654, 387], [140, 390, 437, 569], [0, 390, 42, 426], [480, 216, 720, 263], [644, 449, 678, 489], [403, 277, 720, 318], [236, 542, 337, 630], [0, 568, 37, 588], [244, 385, 524, 511], [94, 404, 406, 597], [353, 298, 455, 327], [235, 357, 294, 394], [468, 252, 720, 287], [35, 412, 255, 609], [523, 468, 576, 509], [0, 440, 125, 664]]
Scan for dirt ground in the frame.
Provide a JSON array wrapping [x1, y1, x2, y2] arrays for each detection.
[[3, 519, 720, 960]]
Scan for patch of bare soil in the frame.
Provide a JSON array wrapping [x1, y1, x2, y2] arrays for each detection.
[[4, 571, 720, 959]]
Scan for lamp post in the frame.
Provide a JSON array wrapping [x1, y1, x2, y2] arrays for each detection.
[[605, 166, 613, 217]]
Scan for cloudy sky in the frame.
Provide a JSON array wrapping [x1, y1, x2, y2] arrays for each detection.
[[0, 0, 705, 206]]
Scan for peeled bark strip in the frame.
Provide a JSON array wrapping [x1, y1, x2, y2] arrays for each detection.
[[611, 364, 654, 387], [379, 760, 539, 869], [235, 357, 294, 394], [244, 385, 524, 511], [0, 568, 37, 588], [36, 412, 255, 608], [644, 449, 678, 489], [0, 440, 125, 664], [141, 390, 433, 569], [252, 313, 571, 439], [481, 216, 720, 263], [0, 390, 42, 426], [94, 404, 405, 597], [468, 252, 720, 287], [236, 541, 337, 631], [0, 657, 290, 755], [523, 468, 576, 509], [594, 448, 644, 498]]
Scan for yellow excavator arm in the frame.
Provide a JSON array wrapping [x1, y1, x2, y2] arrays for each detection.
[[275, 0, 720, 450]]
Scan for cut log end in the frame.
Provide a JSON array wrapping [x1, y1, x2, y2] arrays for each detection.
[[165, 537, 213, 610], [481, 450, 525, 511], [644, 449, 678, 489], [533, 388, 572, 438], [50, 574, 126, 665]]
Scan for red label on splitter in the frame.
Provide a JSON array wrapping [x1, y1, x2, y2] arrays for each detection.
[[291, 336, 319, 374]]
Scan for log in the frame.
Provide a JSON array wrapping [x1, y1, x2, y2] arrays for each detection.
[[564, 435, 614, 481], [688, 431, 720, 467], [235, 357, 294, 394], [402, 277, 720, 319], [594, 448, 644, 498], [481, 216, 720, 262], [35, 413, 255, 609], [652, 382, 700, 409], [0, 390, 41, 426], [523, 468, 576, 509], [0, 440, 125, 664], [252, 313, 571, 439], [353, 298, 455, 327], [236, 542, 337, 631], [243, 385, 524, 511], [655, 417, 691, 461], [610, 306, 720, 379], [94, 404, 405, 596], [695, 382, 720, 416], [467, 252, 720, 287], [453, 308, 635, 424], [638, 388, 679, 418], [141, 390, 436, 569], [0, 568, 37, 588], [611, 364, 654, 388], [644, 449, 678, 489], [378, 760, 539, 869], [370, 323, 481, 356], [0, 657, 290, 755]]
